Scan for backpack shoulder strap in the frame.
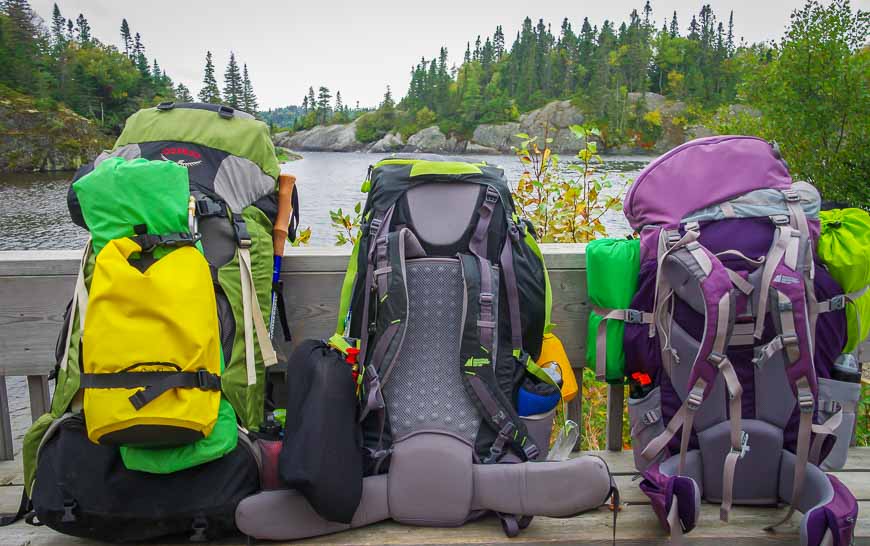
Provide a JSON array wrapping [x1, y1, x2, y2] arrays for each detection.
[[458, 253, 538, 463]]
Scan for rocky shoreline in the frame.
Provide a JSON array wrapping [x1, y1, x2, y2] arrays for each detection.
[[0, 89, 110, 173], [273, 93, 752, 156]]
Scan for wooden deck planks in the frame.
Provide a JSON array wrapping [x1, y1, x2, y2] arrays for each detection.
[[0, 448, 866, 545]]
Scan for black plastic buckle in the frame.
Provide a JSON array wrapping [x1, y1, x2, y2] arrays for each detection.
[[368, 217, 383, 237], [195, 198, 224, 218], [189, 516, 208, 542], [217, 105, 234, 119], [156, 101, 175, 111], [195, 369, 210, 389], [484, 186, 499, 203], [232, 215, 252, 248], [60, 499, 77, 523]]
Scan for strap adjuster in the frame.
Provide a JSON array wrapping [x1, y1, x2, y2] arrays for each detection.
[[523, 443, 540, 460], [625, 309, 645, 324], [642, 409, 661, 426], [484, 187, 499, 203], [782, 189, 800, 203], [687, 386, 705, 410], [707, 351, 727, 366], [232, 215, 252, 248], [369, 218, 383, 236], [156, 101, 175, 111], [781, 333, 799, 347], [218, 105, 234, 119], [480, 292, 494, 304], [798, 389, 814, 412], [828, 294, 846, 311], [730, 431, 751, 459], [770, 214, 790, 225], [195, 198, 225, 217], [819, 400, 841, 414]]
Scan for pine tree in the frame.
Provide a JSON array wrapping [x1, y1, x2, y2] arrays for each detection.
[[726, 11, 735, 55], [241, 63, 258, 113], [51, 4, 66, 50], [120, 18, 131, 57], [669, 11, 679, 37], [493, 25, 505, 58], [151, 59, 162, 82], [301, 95, 309, 114], [133, 33, 149, 76], [175, 83, 193, 102], [75, 14, 91, 44], [2, 0, 40, 89], [316, 86, 331, 123], [66, 19, 73, 41], [381, 85, 394, 110], [198, 51, 222, 103], [222, 52, 242, 108], [334, 90, 343, 112], [307, 86, 316, 111]]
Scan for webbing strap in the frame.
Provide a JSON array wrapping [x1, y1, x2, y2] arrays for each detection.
[[359, 206, 394, 369], [755, 225, 793, 339], [240, 246, 278, 386], [641, 379, 706, 464], [60, 240, 91, 371], [652, 229, 698, 337], [593, 307, 654, 381], [468, 374, 539, 462], [469, 188, 500, 351], [725, 268, 754, 295], [630, 408, 662, 436], [469, 186, 499, 258], [809, 408, 844, 465], [80, 370, 221, 410], [766, 377, 814, 532], [817, 285, 869, 313], [685, 241, 713, 277], [753, 291, 800, 368], [499, 228, 523, 351]]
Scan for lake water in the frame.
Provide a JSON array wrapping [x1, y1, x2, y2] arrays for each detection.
[[0, 152, 651, 250]]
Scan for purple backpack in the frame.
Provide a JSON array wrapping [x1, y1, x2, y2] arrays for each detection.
[[601, 136, 859, 545]]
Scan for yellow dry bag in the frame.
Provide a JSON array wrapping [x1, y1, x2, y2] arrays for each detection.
[[81, 236, 222, 445]]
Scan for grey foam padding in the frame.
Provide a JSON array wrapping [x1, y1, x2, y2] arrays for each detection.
[[778, 450, 836, 546], [234, 474, 389, 541], [384, 258, 480, 443], [668, 321, 727, 432], [388, 432, 474, 526], [235, 443, 614, 540], [521, 408, 555, 461], [697, 419, 783, 504], [819, 377, 861, 471], [662, 249, 709, 315], [405, 183, 481, 246], [754, 351, 797, 428], [472, 455, 612, 516], [628, 387, 666, 471]]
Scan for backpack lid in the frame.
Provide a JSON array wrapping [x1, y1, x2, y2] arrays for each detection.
[[367, 156, 513, 214], [115, 102, 280, 180], [624, 136, 792, 230]]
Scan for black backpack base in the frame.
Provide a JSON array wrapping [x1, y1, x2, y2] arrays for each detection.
[[30, 414, 259, 543]]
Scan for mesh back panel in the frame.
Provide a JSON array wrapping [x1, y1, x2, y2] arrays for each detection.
[[383, 258, 480, 443]]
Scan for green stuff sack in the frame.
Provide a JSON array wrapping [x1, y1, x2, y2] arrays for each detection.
[[120, 398, 238, 474], [818, 208, 870, 354], [585, 238, 641, 383]]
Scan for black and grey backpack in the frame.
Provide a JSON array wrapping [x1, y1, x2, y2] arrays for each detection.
[[237, 157, 615, 540]]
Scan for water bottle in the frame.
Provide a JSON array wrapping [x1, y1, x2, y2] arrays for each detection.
[[831, 353, 861, 383]]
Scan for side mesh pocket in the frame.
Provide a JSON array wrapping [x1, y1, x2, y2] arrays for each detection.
[[818, 377, 861, 471], [628, 386, 665, 471]]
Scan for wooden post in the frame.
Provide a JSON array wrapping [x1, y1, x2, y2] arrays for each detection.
[[568, 367, 583, 451], [0, 378, 14, 461], [605, 383, 624, 451], [27, 375, 50, 421]]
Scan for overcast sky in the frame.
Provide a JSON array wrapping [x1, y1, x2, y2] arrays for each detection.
[[29, 0, 847, 109]]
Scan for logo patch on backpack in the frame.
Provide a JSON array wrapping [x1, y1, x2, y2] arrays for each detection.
[[773, 274, 800, 285], [161, 147, 203, 168]]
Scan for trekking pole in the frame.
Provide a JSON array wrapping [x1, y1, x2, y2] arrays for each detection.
[[270, 174, 297, 339]]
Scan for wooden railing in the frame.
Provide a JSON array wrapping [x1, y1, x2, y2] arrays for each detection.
[[0, 245, 866, 461]]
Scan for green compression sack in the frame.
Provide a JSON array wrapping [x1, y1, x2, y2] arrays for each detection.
[[585, 238, 641, 384], [818, 208, 870, 354]]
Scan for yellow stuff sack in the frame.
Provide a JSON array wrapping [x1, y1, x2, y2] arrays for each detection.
[[81, 237, 222, 445]]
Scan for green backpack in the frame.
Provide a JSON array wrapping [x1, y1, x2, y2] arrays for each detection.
[[22, 103, 297, 494]]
